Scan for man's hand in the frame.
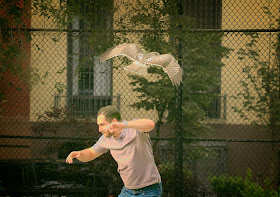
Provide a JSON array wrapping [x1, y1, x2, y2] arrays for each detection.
[[105, 122, 126, 136], [66, 151, 81, 164]]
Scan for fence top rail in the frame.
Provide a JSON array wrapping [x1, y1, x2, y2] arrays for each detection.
[[1, 135, 280, 143], [10, 27, 280, 33]]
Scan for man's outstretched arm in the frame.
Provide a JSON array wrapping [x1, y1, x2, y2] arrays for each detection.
[[126, 119, 155, 132], [66, 147, 102, 164]]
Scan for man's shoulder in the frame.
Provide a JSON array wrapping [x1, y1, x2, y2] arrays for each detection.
[[98, 135, 113, 142]]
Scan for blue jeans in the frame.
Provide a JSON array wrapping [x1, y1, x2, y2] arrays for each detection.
[[118, 182, 162, 197]]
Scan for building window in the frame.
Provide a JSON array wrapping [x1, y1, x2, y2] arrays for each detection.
[[183, 0, 224, 119], [183, 0, 222, 29], [67, 0, 113, 117]]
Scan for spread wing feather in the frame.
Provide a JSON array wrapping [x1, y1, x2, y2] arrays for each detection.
[[145, 54, 183, 86], [100, 43, 144, 62], [100, 43, 183, 86], [123, 62, 148, 75]]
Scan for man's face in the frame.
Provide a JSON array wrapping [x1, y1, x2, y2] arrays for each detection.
[[97, 114, 113, 138]]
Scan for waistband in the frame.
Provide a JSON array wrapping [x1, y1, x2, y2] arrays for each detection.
[[131, 182, 161, 192]]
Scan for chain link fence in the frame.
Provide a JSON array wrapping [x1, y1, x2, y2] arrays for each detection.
[[1, 0, 280, 196]]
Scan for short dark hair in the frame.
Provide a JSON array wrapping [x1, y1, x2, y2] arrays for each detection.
[[97, 105, 121, 122]]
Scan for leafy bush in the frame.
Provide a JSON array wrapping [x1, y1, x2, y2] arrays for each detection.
[[0, 179, 4, 192], [209, 169, 280, 197], [159, 162, 207, 197]]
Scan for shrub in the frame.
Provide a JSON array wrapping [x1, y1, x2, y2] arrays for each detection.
[[159, 162, 207, 197], [209, 169, 280, 197]]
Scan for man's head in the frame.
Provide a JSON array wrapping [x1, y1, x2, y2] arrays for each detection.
[[97, 105, 121, 122], [97, 105, 121, 138]]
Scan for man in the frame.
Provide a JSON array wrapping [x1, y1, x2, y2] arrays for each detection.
[[66, 105, 162, 197]]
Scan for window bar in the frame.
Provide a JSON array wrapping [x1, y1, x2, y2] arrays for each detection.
[[215, 0, 218, 29], [210, 0, 213, 29], [199, 0, 202, 29]]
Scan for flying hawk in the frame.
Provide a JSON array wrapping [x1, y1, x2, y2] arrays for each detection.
[[100, 43, 183, 86]]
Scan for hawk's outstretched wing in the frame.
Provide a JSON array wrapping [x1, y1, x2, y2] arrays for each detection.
[[100, 43, 144, 62], [145, 53, 182, 86], [100, 43, 183, 86]]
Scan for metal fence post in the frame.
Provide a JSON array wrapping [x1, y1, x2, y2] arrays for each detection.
[[175, 82, 183, 197], [174, 0, 184, 196], [175, 0, 184, 193]]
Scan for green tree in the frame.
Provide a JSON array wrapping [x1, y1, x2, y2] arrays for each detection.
[[232, 7, 280, 140], [119, 0, 230, 141], [2, 0, 230, 138], [231, 8, 279, 183], [33, 0, 114, 55]]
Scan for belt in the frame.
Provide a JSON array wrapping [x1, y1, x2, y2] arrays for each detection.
[[131, 183, 160, 191]]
